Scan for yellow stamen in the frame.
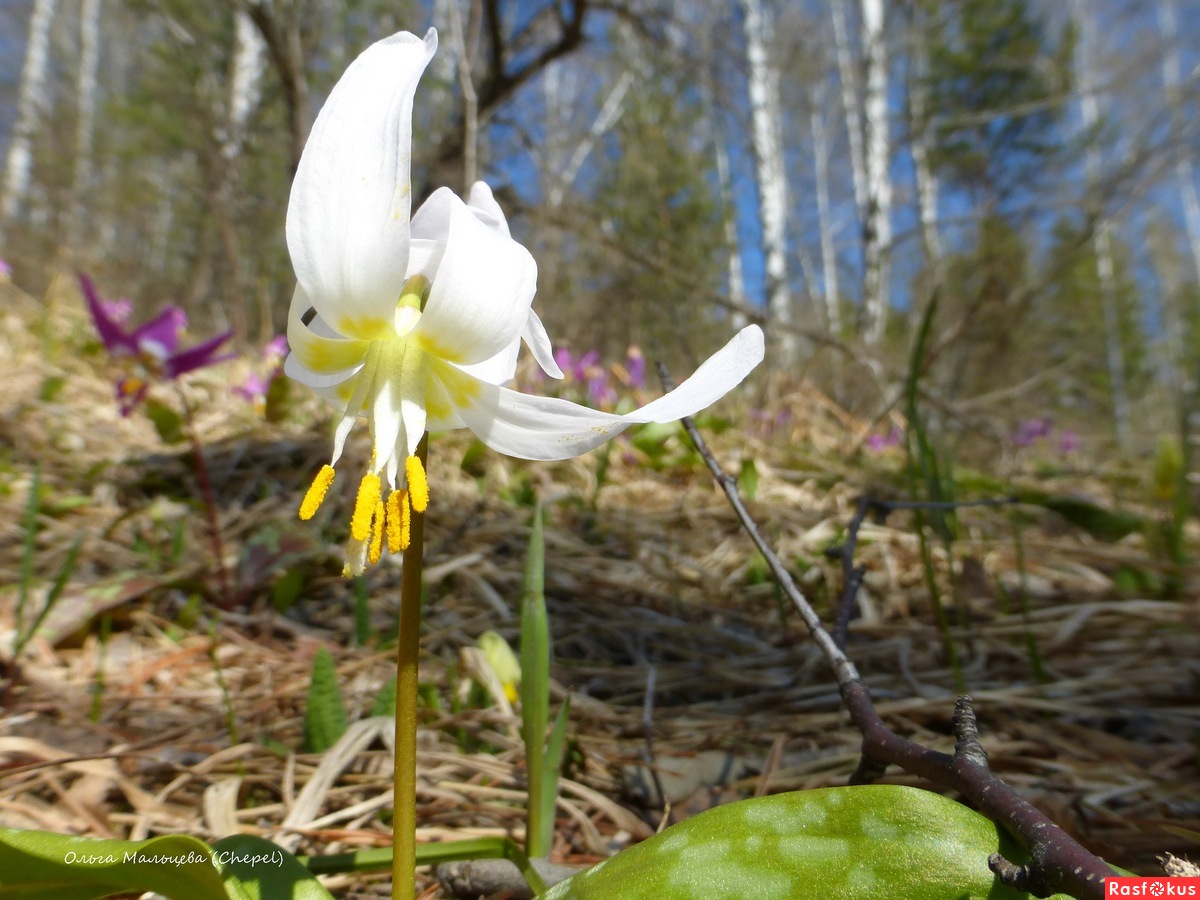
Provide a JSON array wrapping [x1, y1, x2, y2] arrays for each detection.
[[368, 499, 385, 565], [386, 490, 407, 552], [405, 456, 429, 513], [300, 464, 335, 521], [351, 471, 382, 541], [342, 536, 368, 578]]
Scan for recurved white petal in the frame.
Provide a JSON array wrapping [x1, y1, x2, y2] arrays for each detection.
[[465, 181, 509, 237], [523, 308, 563, 378], [286, 29, 437, 339], [287, 287, 372, 376], [431, 325, 764, 460], [414, 194, 537, 365]]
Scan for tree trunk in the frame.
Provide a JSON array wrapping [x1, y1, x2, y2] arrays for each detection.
[[1073, 0, 1131, 448], [811, 78, 840, 335], [860, 0, 892, 346], [907, 10, 942, 267], [830, 0, 866, 217], [69, 0, 102, 253], [740, 0, 793, 361], [214, 9, 268, 339], [2, 0, 58, 235]]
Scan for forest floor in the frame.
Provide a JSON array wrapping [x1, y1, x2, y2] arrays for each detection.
[[0, 283, 1197, 897]]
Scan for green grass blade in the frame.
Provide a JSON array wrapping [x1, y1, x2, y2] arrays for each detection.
[[14, 464, 42, 656], [539, 694, 571, 843], [13, 529, 82, 658]]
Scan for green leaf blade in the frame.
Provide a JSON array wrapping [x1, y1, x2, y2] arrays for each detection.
[[542, 785, 1075, 900]]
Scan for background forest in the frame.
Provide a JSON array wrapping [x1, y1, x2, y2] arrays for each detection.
[[2, 0, 1199, 456]]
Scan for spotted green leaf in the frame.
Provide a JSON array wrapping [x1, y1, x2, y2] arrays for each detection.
[[542, 785, 1074, 900]]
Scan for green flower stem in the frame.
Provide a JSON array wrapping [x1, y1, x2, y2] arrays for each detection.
[[393, 434, 428, 900], [519, 506, 551, 858]]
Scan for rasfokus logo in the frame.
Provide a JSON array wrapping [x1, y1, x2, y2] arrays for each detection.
[[1106, 877, 1200, 897]]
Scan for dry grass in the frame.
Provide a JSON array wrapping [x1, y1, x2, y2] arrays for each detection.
[[0, 279, 1197, 896]]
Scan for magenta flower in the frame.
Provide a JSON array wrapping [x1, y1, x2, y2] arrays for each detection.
[[234, 371, 269, 404], [1013, 418, 1053, 448], [263, 334, 289, 367], [100, 297, 134, 323], [1058, 429, 1080, 454], [0, 259, 11, 282], [82, 274, 236, 414], [867, 426, 903, 452], [625, 346, 645, 389]]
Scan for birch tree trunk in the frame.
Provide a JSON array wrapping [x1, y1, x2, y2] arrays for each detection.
[[811, 77, 840, 335], [2, 0, 58, 236], [716, 129, 748, 330], [907, 11, 942, 267], [447, 0, 482, 192], [69, 0, 102, 252], [214, 9, 268, 338], [1072, 0, 1131, 448], [740, 0, 794, 361], [860, 0, 893, 346], [548, 71, 632, 208], [830, 0, 866, 217]]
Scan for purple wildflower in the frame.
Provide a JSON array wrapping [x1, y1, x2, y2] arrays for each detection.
[[82, 274, 236, 415], [235, 371, 268, 405], [0, 259, 11, 281], [1013, 418, 1053, 448], [100, 297, 134, 323], [263, 334, 289, 367], [553, 348, 574, 379], [625, 346, 645, 389], [587, 371, 617, 407], [1058, 429, 1080, 454], [866, 426, 903, 452]]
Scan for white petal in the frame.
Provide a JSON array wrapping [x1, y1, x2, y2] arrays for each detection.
[[430, 326, 764, 460], [465, 181, 510, 237], [456, 340, 520, 386], [523, 308, 563, 378], [613, 325, 764, 423], [286, 29, 437, 339], [414, 194, 537, 365], [284, 352, 363, 391], [410, 187, 456, 243], [287, 285, 372, 375]]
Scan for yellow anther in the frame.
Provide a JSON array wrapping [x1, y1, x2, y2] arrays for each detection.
[[350, 471, 382, 541], [405, 456, 429, 513], [299, 464, 336, 521], [386, 490, 407, 552], [368, 499, 385, 565]]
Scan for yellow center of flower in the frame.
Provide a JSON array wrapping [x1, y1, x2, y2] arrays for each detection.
[[297, 276, 434, 576]]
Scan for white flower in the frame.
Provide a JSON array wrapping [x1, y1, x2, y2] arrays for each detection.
[[285, 28, 765, 575]]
